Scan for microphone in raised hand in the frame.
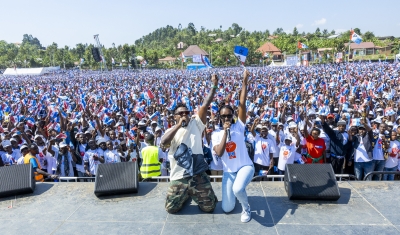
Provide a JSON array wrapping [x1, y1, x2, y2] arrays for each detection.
[[226, 128, 231, 141]]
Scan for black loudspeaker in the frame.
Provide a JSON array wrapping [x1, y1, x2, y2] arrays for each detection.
[[0, 164, 36, 198], [284, 164, 340, 201], [307, 53, 311, 61], [91, 47, 102, 62], [94, 162, 139, 197]]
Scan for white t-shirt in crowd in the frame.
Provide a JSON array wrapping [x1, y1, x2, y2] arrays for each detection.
[[277, 144, 297, 171], [211, 119, 253, 173], [253, 134, 276, 166], [166, 115, 206, 180], [104, 149, 121, 163], [83, 149, 103, 175], [385, 140, 400, 168], [268, 129, 284, 158], [1, 151, 21, 165], [372, 134, 385, 161]]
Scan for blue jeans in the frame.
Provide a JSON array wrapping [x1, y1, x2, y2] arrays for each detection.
[[382, 166, 397, 181], [222, 165, 254, 213], [354, 161, 374, 181], [372, 160, 386, 181]]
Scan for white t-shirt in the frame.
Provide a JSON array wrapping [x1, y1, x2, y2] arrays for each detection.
[[166, 115, 206, 180], [277, 144, 297, 171], [253, 134, 276, 166], [268, 129, 284, 158], [372, 134, 385, 160], [83, 149, 102, 175], [104, 149, 121, 163], [211, 119, 253, 173], [1, 151, 21, 165], [385, 140, 400, 168]]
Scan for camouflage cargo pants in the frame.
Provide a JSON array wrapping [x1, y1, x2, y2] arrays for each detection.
[[165, 172, 218, 214]]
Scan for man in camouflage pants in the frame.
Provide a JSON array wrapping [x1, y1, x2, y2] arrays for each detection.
[[161, 74, 219, 214], [165, 172, 217, 213]]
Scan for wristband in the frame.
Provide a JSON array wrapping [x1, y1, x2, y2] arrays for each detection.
[[212, 85, 218, 89]]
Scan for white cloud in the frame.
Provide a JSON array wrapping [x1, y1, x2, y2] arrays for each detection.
[[313, 18, 327, 25], [296, 24, 304, 28]]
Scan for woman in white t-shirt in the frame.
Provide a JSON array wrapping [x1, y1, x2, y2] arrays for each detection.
[[212, 70, 254, 223], [383, 131, 400, 181]]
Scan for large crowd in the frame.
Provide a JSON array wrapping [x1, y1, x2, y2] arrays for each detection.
[[1, 62, 400, 182]]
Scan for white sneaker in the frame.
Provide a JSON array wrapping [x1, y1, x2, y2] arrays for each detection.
[[241, 205, 251, 223]]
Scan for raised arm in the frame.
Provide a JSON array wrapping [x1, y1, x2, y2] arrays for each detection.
[[250, 117, 260, 137], [198, 74, 218, 124], [238, 70, 250, 123]]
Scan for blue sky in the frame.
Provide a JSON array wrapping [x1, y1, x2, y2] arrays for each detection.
[[1, 0, 399, 48]]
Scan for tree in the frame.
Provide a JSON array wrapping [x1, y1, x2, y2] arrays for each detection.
[[21, 34, 43, 49], [353, 28, 361, 35], [188, 22, 197, 35], [322, 29, 329, 37], [315, 28, 321, 37], [231, 23, 242, 35], [273, 28, 284, 35], [330, 30, 336, 35], [293, 27, 299, 36], [363, 31, 375, 41]]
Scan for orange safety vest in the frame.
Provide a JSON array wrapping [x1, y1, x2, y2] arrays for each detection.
[[24, 153, 45, 182]]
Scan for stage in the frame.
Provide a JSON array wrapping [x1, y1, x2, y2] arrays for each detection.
[[0, 181, 399, 235]]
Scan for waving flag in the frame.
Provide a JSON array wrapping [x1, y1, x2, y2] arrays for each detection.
[[350, 29, 362, 44], [297, 41, 308, 49], [143, 89, 155, 100], [201, 54, 213, 68], [167, 100, 177, 111], [234, 46, 249, 64]]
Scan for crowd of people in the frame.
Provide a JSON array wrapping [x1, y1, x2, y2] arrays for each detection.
[[1, 62, 400, 220]]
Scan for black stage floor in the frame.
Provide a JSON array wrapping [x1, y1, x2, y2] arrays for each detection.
[[0, 181, 399, 235]]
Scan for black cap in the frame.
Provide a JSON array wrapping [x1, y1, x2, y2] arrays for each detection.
[[145, 133, 155, 142]]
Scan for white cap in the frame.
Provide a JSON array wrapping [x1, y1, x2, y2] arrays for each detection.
[[284, 134, 292, 141], [59, 142, 68, 148], [256, 124, 262, 129], [97, 137, 107, 145], [151, 121, 157, 125], [373, 118, 382, 124], [155, 127, 162, 132], [387, 121, 394, 126], [288, 122, 297, 129], [2, 140, 11, 148]]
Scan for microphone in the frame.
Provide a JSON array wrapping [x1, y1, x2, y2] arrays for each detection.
[[181, 121, 187, 127], [226, 128, 231, 141]]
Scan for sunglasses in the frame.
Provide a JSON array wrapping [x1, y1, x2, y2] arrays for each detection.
[[175, 111, 190, 116], [220, 114, 233, 119]]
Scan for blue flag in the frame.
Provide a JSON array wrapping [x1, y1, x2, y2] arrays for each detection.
[[234, 46, 249, 63]]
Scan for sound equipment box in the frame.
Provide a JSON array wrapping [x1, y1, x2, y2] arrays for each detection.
[[284, 164, 340, 201], [91, 47, 102, 62], [0, 164, 36, 198], [94, 162, 139, 197]]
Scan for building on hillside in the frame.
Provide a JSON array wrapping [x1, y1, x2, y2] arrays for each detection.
[[182, 45, 209, 57], [344, 42, 393, 56], [256, 42, 283, 61], [158, 56, 176, 64], [214, 38, 223, 43]]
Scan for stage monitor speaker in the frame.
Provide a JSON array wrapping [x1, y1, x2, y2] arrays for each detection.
[[284, 164, 340, 201], [0, 164, 36, 198], [94, 162, 139, 197], [91, 47, 102, 62]]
